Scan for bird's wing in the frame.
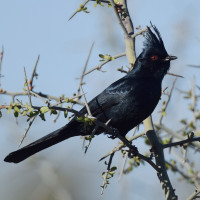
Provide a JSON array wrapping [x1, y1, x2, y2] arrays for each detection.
[[79, 77, 134, 117]]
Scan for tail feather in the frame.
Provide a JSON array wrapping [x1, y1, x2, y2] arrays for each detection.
[[4, 120, 85, 163]]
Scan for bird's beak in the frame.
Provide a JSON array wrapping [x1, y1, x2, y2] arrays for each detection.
[[163, 55, 177, 62]]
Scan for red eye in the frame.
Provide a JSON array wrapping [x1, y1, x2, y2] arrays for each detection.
[[151, 55, 158, 61]]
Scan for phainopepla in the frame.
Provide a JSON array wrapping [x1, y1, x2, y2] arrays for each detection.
[[4, 24, 177, 163]]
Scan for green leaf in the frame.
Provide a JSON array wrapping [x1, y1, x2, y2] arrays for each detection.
[[76, 116, 85, 122], [165, 163, 170, 170], [22, 110, 28, 116], [188, 132, 194, 139], [99, 54, 105, 59], [161, 108, 166, 116], [29, 110, 39, 118], [163, 138, 170, 144], [189, 122, 195, 130], [110, 166, 117, 171], [50, 109, 57, 115], [7, 106, 12, 114], [108, 171, 115, 176], [103, 54, 113, 61], [180, 119, 187, 125], [13, 110, 19, 117], [40, 106, 50, 114], [14, 106, 21, 113], [39, 113, 46, 121], [65, 98, 69, 103], [25, 102, 30, 109]]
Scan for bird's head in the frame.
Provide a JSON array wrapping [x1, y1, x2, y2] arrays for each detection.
[[135, 24, 177, 79]]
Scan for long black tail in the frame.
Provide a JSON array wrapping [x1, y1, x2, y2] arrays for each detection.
[[4, 120, 86, 163]]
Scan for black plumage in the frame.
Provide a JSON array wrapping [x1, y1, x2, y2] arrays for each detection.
[[4, 25, 177, 163]]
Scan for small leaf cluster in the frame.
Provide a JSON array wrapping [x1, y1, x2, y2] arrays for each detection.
[[76, 116, 96, 130], [94, 0, 112, 7], [123, 155, 144, 174], [77, 4, 90, 13], [6, 102, 59, 122], [99, 54, 115, 61], [101, 165, 117, 190]]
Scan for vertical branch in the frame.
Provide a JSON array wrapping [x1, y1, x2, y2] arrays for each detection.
[[111, 0, 136, 69], [0, 46, 4, 87], [111, 0, 177, 199], [144, 116, 177, 200], [121, 0, 136, 69]]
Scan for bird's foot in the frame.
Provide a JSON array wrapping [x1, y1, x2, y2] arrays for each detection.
[[127, 146, 139, 158], [107, 127, 121, 139]]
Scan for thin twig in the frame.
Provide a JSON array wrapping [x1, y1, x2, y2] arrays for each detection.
[[188, 64, 200, 68], [163, 136, 200, 149], [0, 46, 4, 86], [91, 0, 110, 3], [84, 52, 126, 76], [118, 152, 128, 181], [30, 91, 48, 104], [191, 77, 197, 127], [19, 115, 37, 146], [53, 110, 61, 123], [30, 55, 40, 87], [155, 123, 200, 149], [99, 132, 145, 161], [78, 42, 95, 95], [158, 78, 176, 124], [0, 89, 85, 106], [167, 72, 184, 78], [80, 85, 92, 116], [101, 153, 115, 195], [131, 27, 149, 38], [165, 160, 191, 180], [68, 0, 90, 21], [24, 67, 32, 107], [137, 153, 160, 172], [118, 127, 137, 180]]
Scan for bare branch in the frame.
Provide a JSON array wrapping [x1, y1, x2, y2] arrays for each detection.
[[19, 115, 37, 147], [99, 132, 145, 161], [80, 85, 92, 116], [158, 78, 177, 124], [30, 55, 40, 88], [78, 42, 94, 94], [164, 136, 200, 149], [188, 64, 200, 68], [24, 67, 32, 107], [167, 72, 184, 78], [0, 46, 4, 86]]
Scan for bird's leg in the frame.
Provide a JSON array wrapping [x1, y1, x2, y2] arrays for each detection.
[[107, 127, 122, 139], [107, 127, 138, 157], [127, 147, 138, 158]]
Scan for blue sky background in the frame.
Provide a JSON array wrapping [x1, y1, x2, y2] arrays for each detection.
[[0, 1, 200, 200]]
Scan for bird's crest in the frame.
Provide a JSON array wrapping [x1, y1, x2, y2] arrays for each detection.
[[144, 23, 166, 52]]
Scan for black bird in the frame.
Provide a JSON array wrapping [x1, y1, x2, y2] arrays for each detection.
[[4, 25, 177, 163]]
